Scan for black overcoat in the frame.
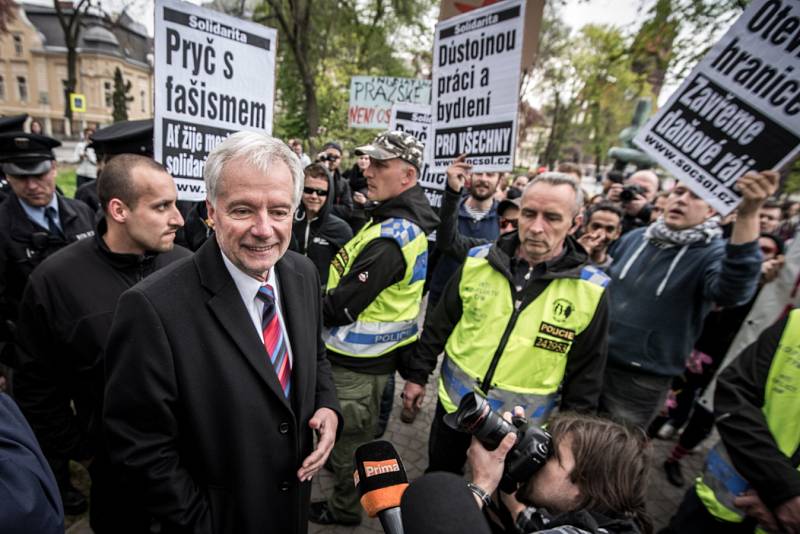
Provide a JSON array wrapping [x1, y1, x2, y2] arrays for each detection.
[[103, 237, 341, 534]]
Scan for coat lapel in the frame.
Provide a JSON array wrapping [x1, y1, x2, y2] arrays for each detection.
[[196, 239, 293, 411]]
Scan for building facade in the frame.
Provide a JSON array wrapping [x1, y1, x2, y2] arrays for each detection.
[[0, 3, 152, 137]]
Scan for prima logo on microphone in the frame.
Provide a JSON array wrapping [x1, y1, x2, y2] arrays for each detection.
[[364, 459, 400, 477]]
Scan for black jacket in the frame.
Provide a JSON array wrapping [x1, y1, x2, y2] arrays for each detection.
[[403, 232, 609, 414], [331, 169, 354, 222], [290, 169, 352, 287], [0, 393, 63, 533], [715, 314, 800, 510], [0, 192, 95, 367], [14, 221, 191, 473], [75, 179, 101, 214], [103, 239, 341, 534], [323, 184, 439, 374]]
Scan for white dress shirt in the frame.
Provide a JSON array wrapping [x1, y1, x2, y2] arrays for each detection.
[[220, 251, 294, 366]]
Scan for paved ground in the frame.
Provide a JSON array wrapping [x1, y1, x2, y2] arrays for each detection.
[[65, 371, 709, 533]]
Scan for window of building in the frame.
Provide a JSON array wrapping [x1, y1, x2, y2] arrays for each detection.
[[13, 35, 23, 56], [17, 76, 28, 102], [39, 91, 49, 105], [104, 81, 112, 107], [140, 90, 146, 112], [0, 76, 5, 100]]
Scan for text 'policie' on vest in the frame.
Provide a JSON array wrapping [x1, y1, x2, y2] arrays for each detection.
[[324, 217, 428, 357], [695, 309, 800, 528], [439, 241, 609, 425]]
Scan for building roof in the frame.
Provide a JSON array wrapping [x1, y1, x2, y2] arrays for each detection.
[[21, 3, 151, 66]]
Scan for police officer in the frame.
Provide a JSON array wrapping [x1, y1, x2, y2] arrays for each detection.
[[310, 131, 439, 526], [665, 308, 800, 534], [74, 118, 153, 214], [402, 170, 610, 475], [0, 114, 30, 204], [14, 153, 189, 525], [0, 131, 95, 373]]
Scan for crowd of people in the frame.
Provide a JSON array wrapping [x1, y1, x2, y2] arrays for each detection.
[[0, 112, 798, 534]]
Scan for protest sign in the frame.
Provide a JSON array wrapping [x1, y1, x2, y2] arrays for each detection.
[[389, 103, 447, 211], [348, 76, 432, 129], [430, 0, 525, 173], [633, 0, 800, 216], [438, 0, 544, 73], [154, 0, 277, 201]]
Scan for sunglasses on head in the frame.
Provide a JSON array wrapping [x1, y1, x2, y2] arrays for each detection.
[[303, 187, 328, 196]]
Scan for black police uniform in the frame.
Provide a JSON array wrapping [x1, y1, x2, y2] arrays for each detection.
[[14, 219, 191, 530], [0, 133, 95, 371]]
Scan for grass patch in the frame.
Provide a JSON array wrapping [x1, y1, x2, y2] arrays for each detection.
[[56, 164, 77, 198]]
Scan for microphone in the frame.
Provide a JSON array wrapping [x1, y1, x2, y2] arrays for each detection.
[[401, 472, 491, 534], [353, 440, 408, 534]]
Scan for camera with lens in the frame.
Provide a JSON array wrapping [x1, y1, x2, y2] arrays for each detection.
[[619, 184, 645, 203], [444, 392, 552, 493]]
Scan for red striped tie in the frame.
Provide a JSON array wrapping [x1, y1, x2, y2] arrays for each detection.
[[257, 284, 291, 397]]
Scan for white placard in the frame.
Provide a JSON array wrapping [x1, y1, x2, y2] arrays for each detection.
[[389, 103, 446, 211], [154, 0, 277, 201], [633, 0, 800, 216], [348, 76, 432, 130], [430, 0, 525, 172]]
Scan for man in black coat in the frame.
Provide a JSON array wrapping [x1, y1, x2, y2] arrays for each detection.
[[14, 154, 190, 525], [0, 132, 94, 372], [103, 132, 341, 534]]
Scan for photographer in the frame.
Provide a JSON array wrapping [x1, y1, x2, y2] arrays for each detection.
[[316, 141, 354, 222], [606, 170, 659, 235], [467, 410, 652, 534]]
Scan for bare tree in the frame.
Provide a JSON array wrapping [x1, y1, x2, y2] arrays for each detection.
[[0, 0, 16, 34], [54, 0, 91, 128]]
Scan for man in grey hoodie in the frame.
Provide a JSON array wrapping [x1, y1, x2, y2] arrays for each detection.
[[600, 171, 777, 428]]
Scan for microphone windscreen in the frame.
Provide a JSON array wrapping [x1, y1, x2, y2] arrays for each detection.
[[353, 440, 409, 517], [401, 472, 492, 534]]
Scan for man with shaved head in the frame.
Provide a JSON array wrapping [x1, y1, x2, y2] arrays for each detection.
[[607, 169, 660, 234]]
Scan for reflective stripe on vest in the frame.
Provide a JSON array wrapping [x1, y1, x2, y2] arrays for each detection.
[[696, 309, 800, 522], [439, 356, 559, 426], [324, 217, 428, 357], [438, 245, 607, 416]]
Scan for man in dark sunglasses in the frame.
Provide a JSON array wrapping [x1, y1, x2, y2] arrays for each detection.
[[290, 163, 352, 287]]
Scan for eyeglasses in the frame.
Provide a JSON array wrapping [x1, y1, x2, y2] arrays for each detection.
[[303, 187, 328, 196], [500, 218, 518, 229]]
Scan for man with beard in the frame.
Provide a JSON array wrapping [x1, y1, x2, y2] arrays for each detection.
[[599, 173, 776, 428], [402, 172, 610, 475], [311, 131, 438, 526], [427, 154, 501, 308], [290, 163, 352, 286], [13, 154, 190, 529], [577, 202, 623, 271]]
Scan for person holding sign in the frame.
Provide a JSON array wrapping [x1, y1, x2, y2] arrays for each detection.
[[600, 172, 777, 429], [313, 131, 439, 526]]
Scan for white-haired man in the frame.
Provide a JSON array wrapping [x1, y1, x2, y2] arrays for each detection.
[[103, 131, 341, 534]]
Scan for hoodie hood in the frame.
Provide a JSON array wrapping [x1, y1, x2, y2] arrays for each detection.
[[367, 184, 440, 235], [295, 165, 335, 225], [488, 231, 591, 281]]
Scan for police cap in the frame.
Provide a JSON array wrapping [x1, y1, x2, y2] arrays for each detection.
[[0, 133, 60, 177], [90, 119, 153, 158], [0, 114, 29, 134]]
